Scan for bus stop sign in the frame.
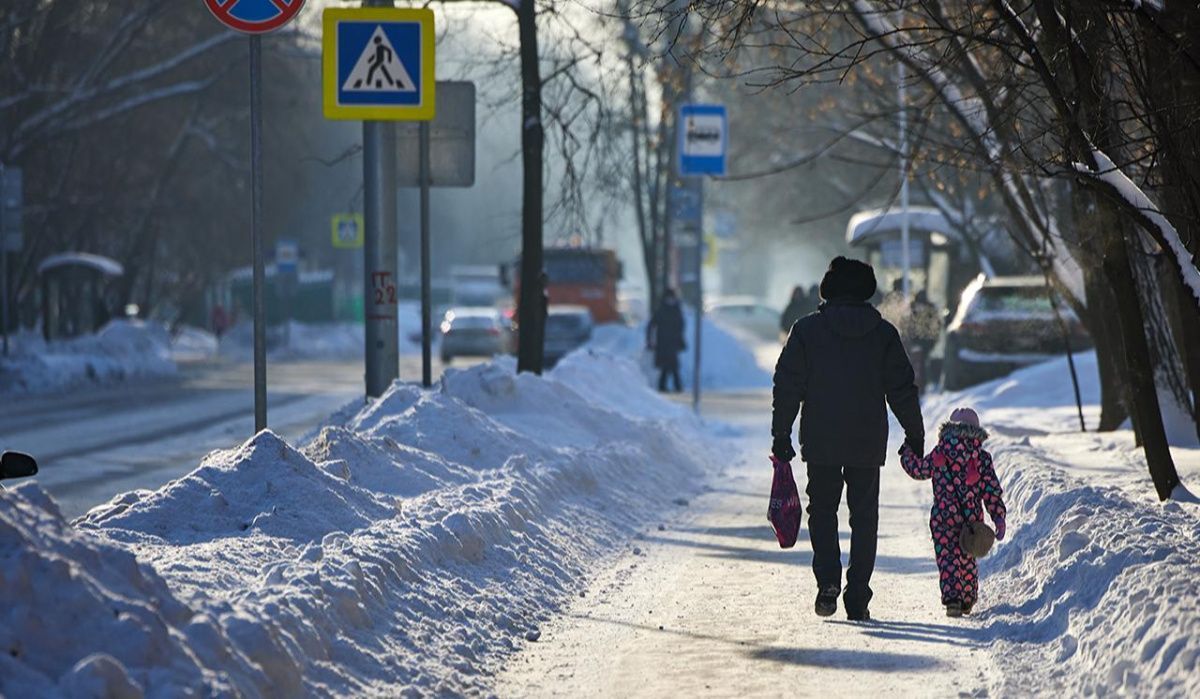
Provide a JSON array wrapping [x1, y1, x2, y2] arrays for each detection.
[[678, 104, 728, 177], [203, 0, 305, 34]]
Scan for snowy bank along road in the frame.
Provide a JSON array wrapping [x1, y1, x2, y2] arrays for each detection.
[[4, 357, 466, 519], [2, 345, 1199, 696], [0, 352, 723, 696]]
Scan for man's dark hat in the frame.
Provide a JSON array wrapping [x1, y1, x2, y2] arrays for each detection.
[[819, 256, 877, 302]]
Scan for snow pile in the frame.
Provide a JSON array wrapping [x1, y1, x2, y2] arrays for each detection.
[[1, 352, 720, 696], [925, 351, 1101, 434], [979, 444, 1200, 697], [584, 311, 772, 390], [169, 325, 219, 362], [0, 320, 177, 394], [0, 485, 264, 697], [925, 351, 1200, 696]]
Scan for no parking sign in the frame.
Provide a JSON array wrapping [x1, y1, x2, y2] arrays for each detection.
[[203, 0, 306, 34], [202, 0, 306, 431]]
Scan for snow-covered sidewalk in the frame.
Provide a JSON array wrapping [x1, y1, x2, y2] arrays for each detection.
[[493, 392, 996, 697], [495, 353, 1200, 697]]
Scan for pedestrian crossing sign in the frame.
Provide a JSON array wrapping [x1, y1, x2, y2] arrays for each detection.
[[322, 8, 435, 121]]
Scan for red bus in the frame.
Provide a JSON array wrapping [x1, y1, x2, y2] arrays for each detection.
[[507, 247, 622, 324]]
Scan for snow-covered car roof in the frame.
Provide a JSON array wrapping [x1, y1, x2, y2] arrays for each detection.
[[979, 275, 1046, 288], [548, 304, 592, 317], [845, 206, 962, 247], [37, 252, 125, 277]]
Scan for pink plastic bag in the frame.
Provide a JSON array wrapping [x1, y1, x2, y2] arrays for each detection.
[[767, 456, 802, 548]]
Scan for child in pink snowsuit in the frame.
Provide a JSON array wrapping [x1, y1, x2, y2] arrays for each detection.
[[900, 407, 1006, 617]]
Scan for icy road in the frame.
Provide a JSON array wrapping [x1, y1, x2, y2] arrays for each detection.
[[3, 357, 465, 519]]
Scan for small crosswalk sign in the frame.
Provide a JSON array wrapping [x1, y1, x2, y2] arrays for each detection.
[[323, 8, 435, 121]]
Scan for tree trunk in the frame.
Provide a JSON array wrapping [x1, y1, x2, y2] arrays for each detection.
[[515, 0, 545, 375], [625, 44, 655, 313], [1131, 250, 1195, 443], [1083, 259, 1130, 432], [1101, 212, 1181, 500], [1138, 5, 1200, 441]]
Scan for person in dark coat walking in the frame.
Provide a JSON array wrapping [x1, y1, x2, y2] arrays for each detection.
[[780, 285, 809, 339], [647, 288, 686, 392], [771, 256, 924, 621]]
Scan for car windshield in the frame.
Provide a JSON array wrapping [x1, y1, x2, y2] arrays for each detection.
[[544, 253, 607, 284], [973, 287, 1054, 315], [448, 315, 495, 329], [547, 313, 588, 333]]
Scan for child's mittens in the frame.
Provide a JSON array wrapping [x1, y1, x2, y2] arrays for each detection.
[[994, 517, 1006, 541]]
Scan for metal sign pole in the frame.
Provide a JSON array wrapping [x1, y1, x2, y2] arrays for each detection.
[[0, 162, 8, 357], [363, 117, 400, 398], [419, 121, 433, 388], [692, 178, 703, 412], [249, 35, 267, 431]]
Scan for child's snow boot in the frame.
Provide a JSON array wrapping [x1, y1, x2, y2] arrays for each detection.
[[945, 600, 963, 618]]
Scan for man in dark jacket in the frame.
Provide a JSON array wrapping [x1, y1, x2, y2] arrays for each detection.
[[647, 288, 686, 392], [771, 256, 924, 621]]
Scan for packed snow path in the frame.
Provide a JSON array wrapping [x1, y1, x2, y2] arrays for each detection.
[[494, 390, 996, 696]]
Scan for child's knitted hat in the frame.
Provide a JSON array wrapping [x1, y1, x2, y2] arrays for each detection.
[[949, 407, 980, 427]]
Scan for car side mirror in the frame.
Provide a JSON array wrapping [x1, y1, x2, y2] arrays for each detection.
[[0, 451, 38, 480]]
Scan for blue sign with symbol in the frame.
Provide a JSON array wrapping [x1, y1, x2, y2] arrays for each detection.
[[336, 22, 421, 107], [323, 8, 436, 121], [678, 104, 728, 177]]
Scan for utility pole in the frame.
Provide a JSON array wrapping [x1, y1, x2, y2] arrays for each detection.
[[362, 0, 401, 397]]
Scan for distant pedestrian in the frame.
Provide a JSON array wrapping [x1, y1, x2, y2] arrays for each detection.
[[647, 288, 686, 393], [904, 290, 940, 392], [779, 285, 809, 340], [771, 256, 924, 621], [900, 407, 1007, 617], [211, 304, 229, 339]]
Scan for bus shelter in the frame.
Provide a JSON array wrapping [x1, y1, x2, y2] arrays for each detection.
[[38, 252, 125, 341], [845, 206, 980, 316]]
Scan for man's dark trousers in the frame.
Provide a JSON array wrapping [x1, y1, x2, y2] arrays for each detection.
[[805, 463, 880, 610]]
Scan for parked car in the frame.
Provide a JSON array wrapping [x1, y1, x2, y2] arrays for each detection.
[[439, 307, 510, 363], [0, 451, 38, 490], [543, 305, 594, 367], [705, 297, 782, 341], [942, 275, 1091, 390]]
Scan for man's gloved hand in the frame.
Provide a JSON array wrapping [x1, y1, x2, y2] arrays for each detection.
[[771, 436, 796, 464], [995, 517, 1006, 541], [904, 435, 924, 457]]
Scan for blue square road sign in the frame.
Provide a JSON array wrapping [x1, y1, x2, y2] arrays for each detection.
[[323, 8, 436, 121], [678, 104, 728, 177]]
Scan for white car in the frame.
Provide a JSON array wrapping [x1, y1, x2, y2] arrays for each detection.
[[440, 307, 510, 363], [705, 297, 783, 340]]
